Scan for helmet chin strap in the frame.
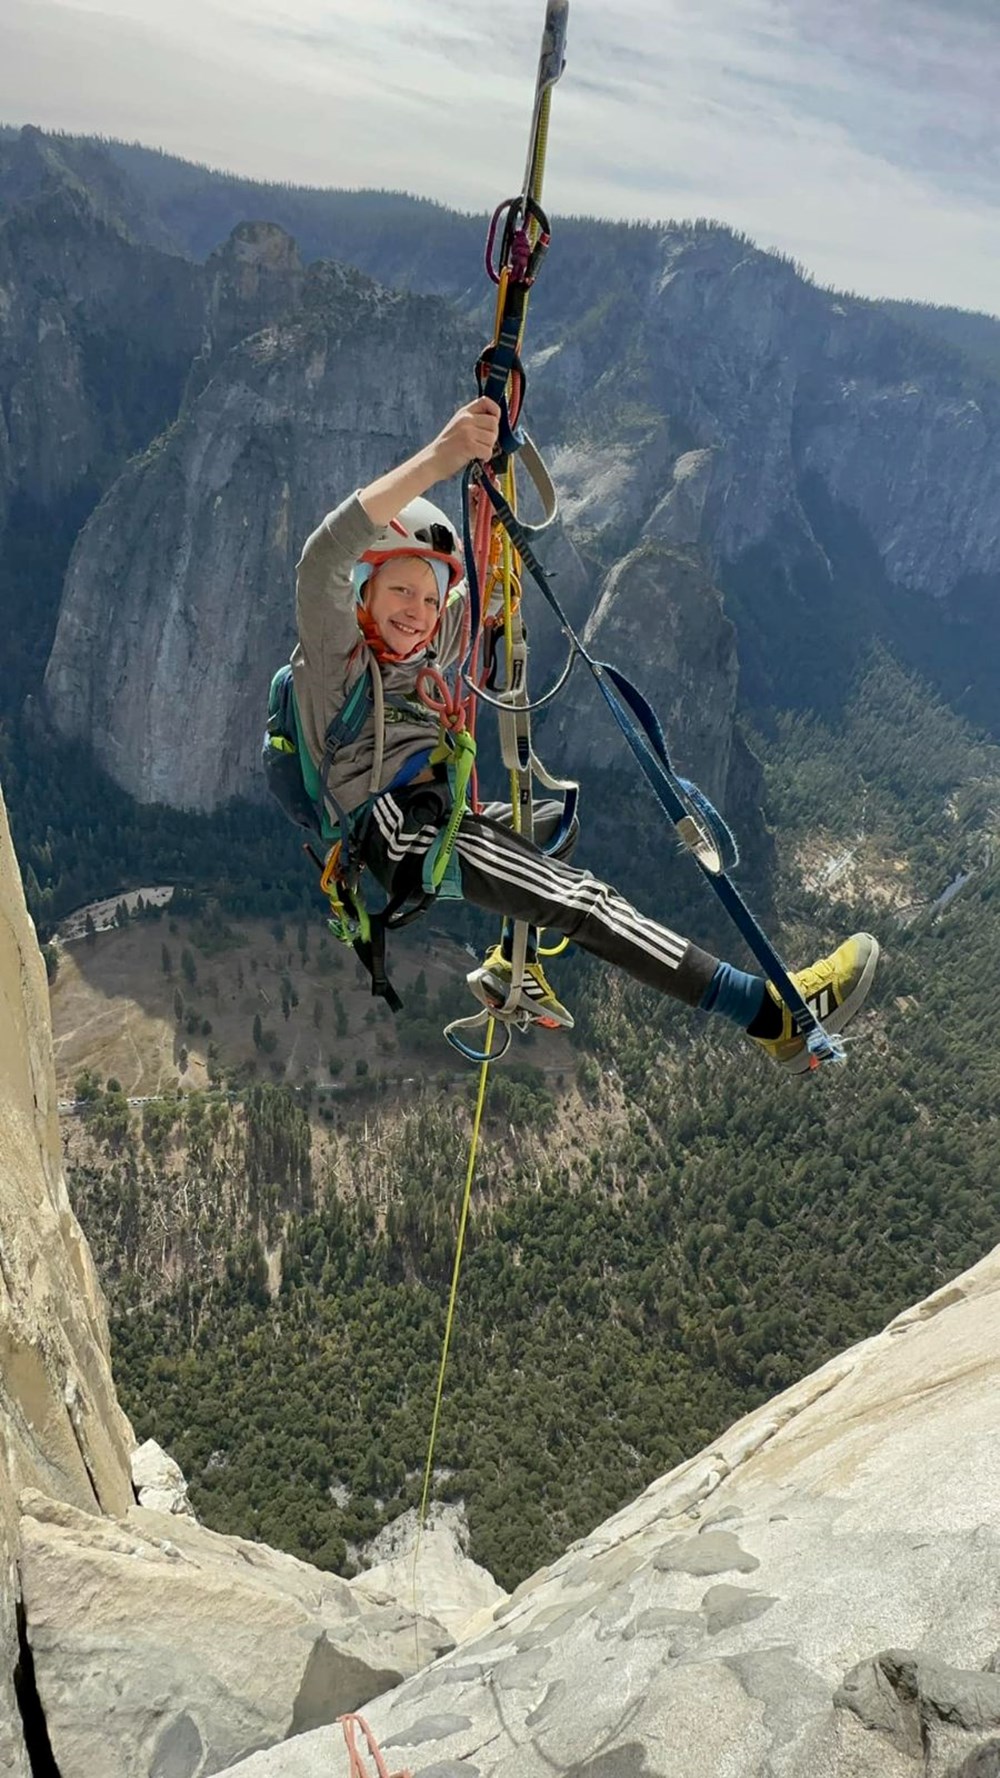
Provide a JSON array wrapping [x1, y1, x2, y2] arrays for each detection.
[[357, 600, 439, 664], [354, 555, 446, 661]]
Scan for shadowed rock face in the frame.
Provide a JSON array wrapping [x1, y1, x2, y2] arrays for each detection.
[[573, 539, 739, 808], [837, 1649, 1000, 1774], [536, 230, 1000, 730], [184, 222, 308, 406], [0, 132, 308, 535], [32, 197, 1000, 819], [540, 230, 1000, 598], [212, 1248, 1000, 1778], [0, 167, 204, 523], [42, 268, 476, 810]]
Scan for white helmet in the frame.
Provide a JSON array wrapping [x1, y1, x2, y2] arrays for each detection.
[[352, 496, 464, 606]]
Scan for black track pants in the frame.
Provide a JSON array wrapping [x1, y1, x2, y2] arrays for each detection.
[[362, 782, 719, 1010]]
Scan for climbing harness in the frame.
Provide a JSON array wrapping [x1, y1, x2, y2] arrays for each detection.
[[263, 647, 475, 1010]]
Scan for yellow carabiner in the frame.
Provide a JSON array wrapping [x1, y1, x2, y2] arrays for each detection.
[[536, 930, 570, 959]]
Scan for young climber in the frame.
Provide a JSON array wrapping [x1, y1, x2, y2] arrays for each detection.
[[290, 396, 879, 1072]]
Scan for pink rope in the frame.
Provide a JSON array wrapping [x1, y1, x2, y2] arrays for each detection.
[[416, 664, 465, 731], [339, 1713, 412, 1778]]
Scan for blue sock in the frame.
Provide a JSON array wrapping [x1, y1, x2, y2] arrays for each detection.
[[700, 962, 766, 1029]]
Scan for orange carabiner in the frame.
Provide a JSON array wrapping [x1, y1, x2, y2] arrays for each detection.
[[319, 840, 343, 899]]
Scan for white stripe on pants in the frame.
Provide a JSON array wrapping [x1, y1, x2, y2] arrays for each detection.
[[452, 811, 717, 1008], [360, 787, 718, 1006]]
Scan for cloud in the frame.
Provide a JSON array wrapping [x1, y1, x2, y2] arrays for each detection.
[[1, 0, 998, 314], [787, 0, 1000, 199]]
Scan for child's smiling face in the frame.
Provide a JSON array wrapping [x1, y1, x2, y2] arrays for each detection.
[[365, 557, 441, 655]]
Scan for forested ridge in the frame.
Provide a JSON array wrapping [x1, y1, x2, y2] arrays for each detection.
[[61, 653, 1000, 1590]]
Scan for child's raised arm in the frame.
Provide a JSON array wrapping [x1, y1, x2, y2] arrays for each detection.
[[358, 398, 501, 527]]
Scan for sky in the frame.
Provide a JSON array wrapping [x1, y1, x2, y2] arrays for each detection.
[[2, 0, 999, 314]]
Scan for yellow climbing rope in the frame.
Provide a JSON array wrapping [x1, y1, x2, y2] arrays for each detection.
[[412, 1034, 493, 1613]]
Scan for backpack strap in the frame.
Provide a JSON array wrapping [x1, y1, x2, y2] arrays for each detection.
[[311, 668, 375, 856]]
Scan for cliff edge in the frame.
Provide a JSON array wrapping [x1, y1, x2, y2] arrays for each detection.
[[218, 1245, 1000, 1778], [0, 780, 135, 1773]]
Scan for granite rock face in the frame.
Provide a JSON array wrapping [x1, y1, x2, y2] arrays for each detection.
[[0, 139, 204, 524], [540, 533, 772, 893], [531, 228, 1000, 730], [0, 133, 306, 560], [568, 539, 739, 807], [184, 222, 307, 405], [0, 785, 498, 1774], [214, 1246, 1000, 1778], [539, 228, 1000, 596], [42, 264, 477, 810], [131, 1437, 196, 1519], [836, 1648, 1000, 1777], [354, 1505, 509, 1645], [0, 780, 135, 1773], [18, 1490, 454, 1778], [37, 193, 1000, 824], [10, 144, 1000, 823]]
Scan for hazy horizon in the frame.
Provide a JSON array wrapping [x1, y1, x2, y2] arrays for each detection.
[[3, 0, 999, 316]]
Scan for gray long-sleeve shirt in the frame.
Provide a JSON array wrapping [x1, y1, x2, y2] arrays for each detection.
[[291, 493, 465, 819]]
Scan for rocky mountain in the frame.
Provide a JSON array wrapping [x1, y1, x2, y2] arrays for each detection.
[[0, 125, 992, 883], [0, 133, 203, 522], [0, 135, 327, 713], [42, 261, 479, 810], [534, 227, 1000, 731], [33, 131, 1000, 732], [8, 128, 992, 852]]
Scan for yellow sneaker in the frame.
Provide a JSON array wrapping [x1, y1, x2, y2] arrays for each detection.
[[467, 944, 574, 1030], [752, 932, 880, 1073]]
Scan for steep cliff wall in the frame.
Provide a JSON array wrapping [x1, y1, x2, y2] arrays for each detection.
[[0, 141, 310, 537], [183, 221, 308, 406], [0, 178, 203, 524], [42, 268, 477, 810], [571, 540, 739, 803], [31, 167, 1000, 826], [0, 780, 135, 1771], [539, 229, 1000, 722]]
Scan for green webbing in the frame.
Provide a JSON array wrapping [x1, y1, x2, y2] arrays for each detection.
[[422, 729, 477, 896]]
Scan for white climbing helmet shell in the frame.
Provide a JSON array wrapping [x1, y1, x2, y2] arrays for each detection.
[[354, 496, 464, 605]]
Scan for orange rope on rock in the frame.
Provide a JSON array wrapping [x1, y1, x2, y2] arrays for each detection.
[[339, 1713, 412, 1778]]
